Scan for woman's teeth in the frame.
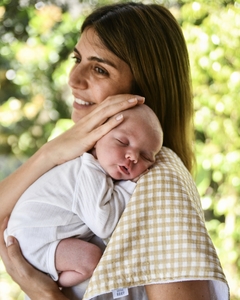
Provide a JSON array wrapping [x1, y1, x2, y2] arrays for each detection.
[[75, 98, 94, 105]]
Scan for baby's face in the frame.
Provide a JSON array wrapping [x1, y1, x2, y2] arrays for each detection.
[[94, 110, 162, 180]]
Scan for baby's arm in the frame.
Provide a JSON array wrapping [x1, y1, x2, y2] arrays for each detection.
[[73, 154, 136, 239]]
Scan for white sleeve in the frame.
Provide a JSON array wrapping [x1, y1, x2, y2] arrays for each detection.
[[72, 153, 136, 239]]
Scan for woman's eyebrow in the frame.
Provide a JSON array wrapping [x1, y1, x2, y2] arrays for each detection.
[[73, 47, 117, 68]]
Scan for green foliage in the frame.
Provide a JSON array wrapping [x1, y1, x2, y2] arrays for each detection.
[[181, 0, 240, 296], [0, 0, 82, 158], [0, 0, 240, 299]]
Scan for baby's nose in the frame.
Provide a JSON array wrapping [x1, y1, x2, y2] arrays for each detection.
[[125, 152, 138, 164]]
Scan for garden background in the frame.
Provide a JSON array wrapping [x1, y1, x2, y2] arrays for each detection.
[[0, 0, 240, 299]]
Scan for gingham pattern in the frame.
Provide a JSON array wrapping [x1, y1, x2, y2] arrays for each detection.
[[83, 147, 229, 300]]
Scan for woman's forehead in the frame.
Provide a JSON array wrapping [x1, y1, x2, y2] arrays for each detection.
[[77, 29, 117, 63], [76, 28, 132, 73]]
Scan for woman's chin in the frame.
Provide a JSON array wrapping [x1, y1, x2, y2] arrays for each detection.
[[71, 106, 95, 123], [71, 110, 83, 123]]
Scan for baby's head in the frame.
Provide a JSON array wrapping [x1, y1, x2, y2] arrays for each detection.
[[93, 104, 163, 180]]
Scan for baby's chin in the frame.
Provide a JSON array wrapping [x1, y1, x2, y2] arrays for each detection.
[[108, 171, 131, 181]]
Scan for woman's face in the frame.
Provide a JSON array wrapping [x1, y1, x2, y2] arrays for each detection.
[[69, 27, 134, 123]]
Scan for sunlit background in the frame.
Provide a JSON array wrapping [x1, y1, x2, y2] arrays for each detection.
[[0, 0, 240, 299]]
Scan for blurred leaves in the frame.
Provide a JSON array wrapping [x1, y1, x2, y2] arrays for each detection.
[[0, 0, 240, 299], [0, 0, 82, 157], [182, 1, 240, 296]]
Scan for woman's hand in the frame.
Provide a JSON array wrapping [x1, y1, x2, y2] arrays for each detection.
[[0, 95, 143, 229], [44, 95, 144, 166], [0, 218, 69, 300]]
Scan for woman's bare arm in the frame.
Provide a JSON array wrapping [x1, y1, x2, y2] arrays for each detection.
[[0, 95, 144, 299], [145, 280, 211, 300], [0, 95, 144, 224], [0, 148, 52, 223]]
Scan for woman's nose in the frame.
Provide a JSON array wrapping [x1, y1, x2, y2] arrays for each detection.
[[125, 151, 138, 164], [68, 64, 88, 90]]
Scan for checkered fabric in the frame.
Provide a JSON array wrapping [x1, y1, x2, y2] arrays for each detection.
[[83, 147, 229, 300]]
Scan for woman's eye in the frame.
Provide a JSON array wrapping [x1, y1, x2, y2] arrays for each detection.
[[72, 55, 81, 64], [95, 66, 108, 76]]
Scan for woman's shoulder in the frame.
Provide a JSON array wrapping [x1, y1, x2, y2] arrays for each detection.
[[153, 147, 194, 187], [149, 147, 203, 218], [155, 146, 185, 168], [153, 147, 190, 177]]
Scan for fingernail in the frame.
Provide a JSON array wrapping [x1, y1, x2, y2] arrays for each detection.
[[128, 97, 145, 103], [137, 96, 145, 102], [7, 236, 14, 247], [115, 114, 123, 121], [128, 98, 137, 103]]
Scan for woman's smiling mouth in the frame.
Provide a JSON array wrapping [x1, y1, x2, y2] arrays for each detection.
[[75, 98, 94, 105]]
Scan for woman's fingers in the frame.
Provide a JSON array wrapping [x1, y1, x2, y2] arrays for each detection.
[[86, 113, 124, 146], [83, 95, 145, 132], [0, 218, 65, 299], [0, 217, 29, 280], [43, 95, 144, 166], [75, 95, 145, 147], [79, 96, 145, 150], [96, 94, 145, 118], [0, 217, 11, 270], [6, 237, 32, 278]]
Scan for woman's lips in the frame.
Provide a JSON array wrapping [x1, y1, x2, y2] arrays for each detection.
[[73, 98, 95, 110], [75, 98, 94, 105]]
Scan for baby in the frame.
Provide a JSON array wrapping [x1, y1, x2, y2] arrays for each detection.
[[5, 104, 163, 287]]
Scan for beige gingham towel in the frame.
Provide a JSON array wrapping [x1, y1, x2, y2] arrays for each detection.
[[83, 147, 229, 300]]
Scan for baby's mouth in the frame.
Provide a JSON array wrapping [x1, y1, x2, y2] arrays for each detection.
[[119, 165, 130, 175]]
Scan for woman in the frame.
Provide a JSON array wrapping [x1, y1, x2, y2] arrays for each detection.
[[0, 2, 229, 300]]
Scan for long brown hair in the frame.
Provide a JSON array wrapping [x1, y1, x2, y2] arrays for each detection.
[[81, 2, 195, 173]]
